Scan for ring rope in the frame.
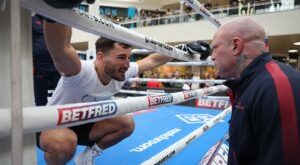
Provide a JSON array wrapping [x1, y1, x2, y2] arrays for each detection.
[[127, 78, 225, 84], [119, 90, 164, 95], [184, 0, 221, 28], [132, 48, 155, 55], [141, 106, 232, 165], [131, 49, 215, 66], [0, 85, 228, 138], [119, 90, 230, 99], [165, 61, 215, 66], [130, 61, 215, 66], [21, 0, 204, 62]]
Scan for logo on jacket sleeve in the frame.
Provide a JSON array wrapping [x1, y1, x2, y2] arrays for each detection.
[[235, 102, 244, 111], [57, 101, 117, 125]]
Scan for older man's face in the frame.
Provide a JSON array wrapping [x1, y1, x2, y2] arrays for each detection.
[[210, 31, 237, 79]]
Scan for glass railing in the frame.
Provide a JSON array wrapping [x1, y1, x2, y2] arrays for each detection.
[[120, 1, 300, 28]]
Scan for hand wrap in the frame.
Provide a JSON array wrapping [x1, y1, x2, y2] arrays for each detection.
[[176, 40, 211, 60]]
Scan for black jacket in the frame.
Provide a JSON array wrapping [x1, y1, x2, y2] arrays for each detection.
[[225, 53, 300, 165], [32, 15, 57, 71]]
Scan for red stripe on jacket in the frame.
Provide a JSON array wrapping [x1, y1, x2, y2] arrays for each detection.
[[266, 61, 300, 164]]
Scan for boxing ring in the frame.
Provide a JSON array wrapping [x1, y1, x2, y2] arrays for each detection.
[[0, 0, 231, 164], [6, 84, 230, 165]]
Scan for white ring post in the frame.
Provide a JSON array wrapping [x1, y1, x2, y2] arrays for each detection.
[[10, 0, 23, 164], [0, 1, 36, 164]]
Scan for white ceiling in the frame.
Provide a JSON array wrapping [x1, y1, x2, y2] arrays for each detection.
[[268, 34, 300, 57]]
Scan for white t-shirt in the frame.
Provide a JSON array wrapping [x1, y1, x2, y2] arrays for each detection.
[[47, 60, 138, 105]]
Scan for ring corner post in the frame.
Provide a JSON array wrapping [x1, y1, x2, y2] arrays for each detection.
[[0, 0, 37, 164]]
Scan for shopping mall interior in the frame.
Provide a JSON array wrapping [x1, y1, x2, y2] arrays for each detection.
[[71, 0, 300, 79]]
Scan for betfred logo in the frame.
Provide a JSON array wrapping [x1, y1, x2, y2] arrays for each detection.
[[183, 91, 198, 100], [147, 94, 173, 107], [57, 102, 117, 125], [196, 96, 230, 110]]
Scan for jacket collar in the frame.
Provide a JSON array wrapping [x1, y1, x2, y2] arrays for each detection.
[[224, 53, 272, 90]]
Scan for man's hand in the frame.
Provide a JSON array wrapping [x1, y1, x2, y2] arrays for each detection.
[[176, 40, 211, 60], [43, 0, 95, 9]]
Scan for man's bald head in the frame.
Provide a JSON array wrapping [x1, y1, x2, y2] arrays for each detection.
[[219, 17, 266, 42], [214, 17, 267, 58], [211, 17, 268, 79]]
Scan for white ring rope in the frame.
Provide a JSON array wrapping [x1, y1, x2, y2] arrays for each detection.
[[21, 0, 204, 62], [184, 0, 222, 28], [164, 61, 215, 66], [131, 48, 215, 66], [119, 90, 164, 95], [141, 106, 232, 165], [132, 48, 155, 55], [127, 78, 225, 84], [131, 61, 215, 66], [0, 85, 228, 138], [119, 90, 229, 98]]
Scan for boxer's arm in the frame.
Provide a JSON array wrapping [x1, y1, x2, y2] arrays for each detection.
[[136, 53, 173, 74], [136, 40, 211, 74], [44, 21, 81, 76]]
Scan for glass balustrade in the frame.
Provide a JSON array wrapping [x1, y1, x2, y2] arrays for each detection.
[[119, 1, 300, 28]]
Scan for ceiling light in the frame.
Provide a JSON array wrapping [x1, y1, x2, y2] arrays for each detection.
[[288, 49, 298, 53], [294, 42, 300, 45]]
